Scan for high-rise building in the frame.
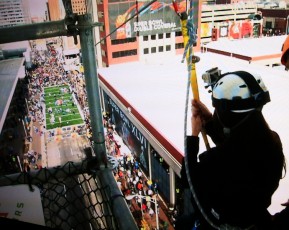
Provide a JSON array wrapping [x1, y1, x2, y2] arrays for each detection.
[[46, 0, 81, 51], [94, 0, 202, 67], [47, 0, 62, 21], [0, 0, 31, 28], [71, 0, 87, 15]]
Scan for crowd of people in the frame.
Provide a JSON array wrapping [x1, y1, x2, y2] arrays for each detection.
[[19, 40, 92, 170], [102, 112, 176, 229]]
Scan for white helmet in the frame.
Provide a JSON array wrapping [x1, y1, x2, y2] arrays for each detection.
[[212, 71, 270, 113]]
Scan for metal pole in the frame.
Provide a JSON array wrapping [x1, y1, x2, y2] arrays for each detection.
[[154, 196, 159, 230], [101, 170, 139, 230], [0, 20, 68, 44], [77, 14, 107, 167], [17, 156, 23, 172], [77, 14, 138, 230]]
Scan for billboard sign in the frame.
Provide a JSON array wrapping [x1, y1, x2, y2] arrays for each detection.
[[108, 0, 198, 39], [201, 22, 213, 38], [107, 96, 149, 174], [219, 25, 229, 38]]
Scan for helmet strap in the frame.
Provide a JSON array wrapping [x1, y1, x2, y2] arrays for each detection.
[[215, 109, 257, 137]]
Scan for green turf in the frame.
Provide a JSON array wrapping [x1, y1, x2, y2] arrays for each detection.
[[44, 85, 84, 130]]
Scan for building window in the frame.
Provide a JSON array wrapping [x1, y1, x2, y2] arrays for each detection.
[[175, 31, 182, 37], [144, 48, 149, 54], [112, 49, 137, 58], [111, 37, 137, 45], [166, 33, 171, 38], [143, 36, 149, 41], [265, 21, 272, 29], [158, 46, 164, 52], [151, 47, 156, 53], [175, 43, 184, 50], [158, 34, 163, 39], [166, 45, 171, 51], [151, 35, 156, 40]]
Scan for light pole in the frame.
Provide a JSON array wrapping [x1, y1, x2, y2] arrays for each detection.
[[126, 194, 159, 230]]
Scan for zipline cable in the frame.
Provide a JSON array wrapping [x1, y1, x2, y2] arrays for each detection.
[[173, 1, 221, 229]]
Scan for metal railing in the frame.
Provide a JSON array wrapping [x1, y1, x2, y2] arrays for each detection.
[[0, 160, 138, 229]]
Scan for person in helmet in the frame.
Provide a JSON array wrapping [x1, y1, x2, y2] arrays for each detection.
[[281, 35, 289, 69], [177, 71, 286, 229]]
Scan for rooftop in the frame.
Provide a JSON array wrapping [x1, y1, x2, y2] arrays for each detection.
[[203, 35, 285, 64], [98, 35, 289, 216], [0, 57, 25, 132]]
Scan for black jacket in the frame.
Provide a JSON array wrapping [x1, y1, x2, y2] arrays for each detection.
[[181, 111, 284, 229]]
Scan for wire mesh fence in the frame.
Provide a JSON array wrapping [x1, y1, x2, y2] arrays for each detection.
[[0, 159, 138, 230]]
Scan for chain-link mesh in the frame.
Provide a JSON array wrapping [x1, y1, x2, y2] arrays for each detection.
[[0, 159, 136, 230]]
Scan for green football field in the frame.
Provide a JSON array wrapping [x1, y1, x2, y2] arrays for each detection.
[[44, 85, 84, 130]]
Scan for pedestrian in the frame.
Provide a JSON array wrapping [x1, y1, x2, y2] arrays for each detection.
[[149, 208, 154, 217], [118, 170, 124, 178], [146, 200, 151, 209], [143, 186, 147, 196], [137, 170, 142, 178], [153, 182, 158, 193], [126, 169, 131, 178], [137, 180, 143, 192], [147, 179, 153, 190], [176, 70, 286, 229], [134, 160, 139, 170], [147, 189, 153, 196], [141, 202, 147, 213], [163, 221, 169, 230]]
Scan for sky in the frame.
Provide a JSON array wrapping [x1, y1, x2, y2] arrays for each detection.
[[28, 0, 48, 19]]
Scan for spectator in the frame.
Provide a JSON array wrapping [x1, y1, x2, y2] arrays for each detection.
[[149, 208, 154, 217]]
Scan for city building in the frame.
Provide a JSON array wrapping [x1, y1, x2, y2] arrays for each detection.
[[94, 0, 201, 67], [200, 3, 261, 43], [0, 0, 31, 28], [71, 0, 87, 15], [47, 0, 81, 56], [1, 0, 289, 227], [94, 0, 262, 66], [47, 0, 62, 21], [258, 8, 289, 35]]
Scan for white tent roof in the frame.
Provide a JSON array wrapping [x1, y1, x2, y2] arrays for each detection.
[[63, 48, 79, 56]]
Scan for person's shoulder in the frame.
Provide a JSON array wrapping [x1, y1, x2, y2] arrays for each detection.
[[281, 35, 289, 65], [270, 130, 283, 151], [270, 130, 281, 141]]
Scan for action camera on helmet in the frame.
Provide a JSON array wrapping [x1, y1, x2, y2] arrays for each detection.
[[202, 68, 270, 113], [202, 67, 222, 90]]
